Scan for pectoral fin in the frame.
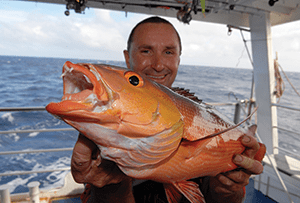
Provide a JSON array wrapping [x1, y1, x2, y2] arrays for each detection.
[[164, 180, 205, 203]]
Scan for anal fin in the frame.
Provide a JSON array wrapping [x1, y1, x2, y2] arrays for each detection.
[[164, 180, 205, 203]]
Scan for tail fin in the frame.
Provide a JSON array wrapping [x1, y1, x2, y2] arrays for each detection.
[[164, 180, 205, 203], [254, 143, 267, 162]]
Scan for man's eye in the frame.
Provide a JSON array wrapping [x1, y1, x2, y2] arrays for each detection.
[[141, 50, 150, 53]]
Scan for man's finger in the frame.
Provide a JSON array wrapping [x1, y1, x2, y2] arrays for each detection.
[[233, 154, 264, 174], [241, 135, 260, 158], [223, 170, 250, 184]]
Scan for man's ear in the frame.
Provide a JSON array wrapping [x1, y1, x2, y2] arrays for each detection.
[[123, 50, 130, 69]]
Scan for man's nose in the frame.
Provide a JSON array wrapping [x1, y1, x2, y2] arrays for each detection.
[[151, 54, 164, 72]]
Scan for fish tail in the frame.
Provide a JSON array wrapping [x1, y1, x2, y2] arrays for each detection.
[[164, 181, 205, 203], [255, 143, 267, 162]]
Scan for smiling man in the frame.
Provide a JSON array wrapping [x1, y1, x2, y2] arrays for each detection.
[[71, 16, 264, 203], [123, 20, 181, 88]]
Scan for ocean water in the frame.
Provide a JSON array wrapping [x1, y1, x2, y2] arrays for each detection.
[[0, 55, 299, 194]]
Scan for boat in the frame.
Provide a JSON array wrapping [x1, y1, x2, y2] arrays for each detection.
[[1, 0, 300, 202]]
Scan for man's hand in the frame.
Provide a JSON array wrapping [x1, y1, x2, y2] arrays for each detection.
[[71, 133, 129, 188], [207, 125, 266, 203]]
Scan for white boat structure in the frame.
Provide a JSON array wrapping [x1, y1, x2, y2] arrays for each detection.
[[1, 0, 300, 202]]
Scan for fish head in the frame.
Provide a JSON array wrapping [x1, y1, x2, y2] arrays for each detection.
[[46, 61, 182, 138]]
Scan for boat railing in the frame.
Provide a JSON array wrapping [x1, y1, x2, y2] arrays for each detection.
[[271, 103, 300, 157], [1, 103, 299, 202], [252, 103, 300, 203], [272, 103, 300, 112], [0, 106, 76, 178]]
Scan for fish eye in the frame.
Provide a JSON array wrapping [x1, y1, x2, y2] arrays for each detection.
[[124, 71, 144, 87], [129, 76, 139, 86]]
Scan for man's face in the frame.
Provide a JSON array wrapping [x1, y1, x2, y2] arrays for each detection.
[[124, 23, 181, 88]]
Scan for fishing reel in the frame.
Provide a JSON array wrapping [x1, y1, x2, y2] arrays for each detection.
[[177, 0, 205, 24], [65, 0, 87, 16], [177, 4, 193, 24]]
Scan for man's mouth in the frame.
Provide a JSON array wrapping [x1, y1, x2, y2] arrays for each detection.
[[146, 74, 167, 80]]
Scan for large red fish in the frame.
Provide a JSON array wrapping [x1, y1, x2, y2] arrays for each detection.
[[46, 61, 265, 203]]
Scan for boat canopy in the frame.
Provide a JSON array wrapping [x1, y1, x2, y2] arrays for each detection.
[[22, 0, 300, 26]]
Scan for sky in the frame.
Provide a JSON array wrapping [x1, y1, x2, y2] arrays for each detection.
[[0, 1, 299, 72]]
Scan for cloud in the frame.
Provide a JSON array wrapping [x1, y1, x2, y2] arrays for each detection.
[[0, 2, 299, 72], [0, 4, 147, 60]]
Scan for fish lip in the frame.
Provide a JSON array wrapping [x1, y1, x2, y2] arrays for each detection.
[[60, 62, 112, 111]]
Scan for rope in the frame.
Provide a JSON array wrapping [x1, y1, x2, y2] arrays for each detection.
[[238, 30, 256, 117], [276, 59, 300, 98], [274, 58, 285, 102]]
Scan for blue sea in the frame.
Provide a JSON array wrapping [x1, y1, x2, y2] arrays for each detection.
[[1, 55, 299, 194]]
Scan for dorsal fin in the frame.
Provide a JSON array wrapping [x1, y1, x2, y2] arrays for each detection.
[[171, 87, 202, 103]]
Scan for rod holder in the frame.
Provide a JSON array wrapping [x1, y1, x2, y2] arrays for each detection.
[[233, 103, 241, 124], [0, 185, 11, 203], [27, 181, 40, 203]]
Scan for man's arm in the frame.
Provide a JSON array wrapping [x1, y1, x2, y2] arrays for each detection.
[[71, 133, 135, 203]]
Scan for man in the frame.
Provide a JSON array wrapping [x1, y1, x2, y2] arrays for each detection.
[[71, 16, 264, 203]]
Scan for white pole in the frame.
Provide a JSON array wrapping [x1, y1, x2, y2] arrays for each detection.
[[27, 181, 40, 203], [249, 12, 278, 155], [0, 185, 11, 203]]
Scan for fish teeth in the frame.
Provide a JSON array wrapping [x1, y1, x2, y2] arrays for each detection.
[[60, 72, 66, 78], [93, 105, 108, 113], [90, 68, 101, 81], [85, 94, 97, 103], [65, 66, 74, 73], [60, 66, 74, 78], [73, 87, 80, 94], [83, 74, 91, 83]]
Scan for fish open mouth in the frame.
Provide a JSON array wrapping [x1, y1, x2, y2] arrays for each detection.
[[46, 61, 113, 116]]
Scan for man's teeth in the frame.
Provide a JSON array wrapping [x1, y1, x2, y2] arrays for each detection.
[[148, 75, 165, 79]]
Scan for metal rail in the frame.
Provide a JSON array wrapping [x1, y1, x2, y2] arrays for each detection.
[[205, 102, 237, 106], [0, 148, 73, 156], [0, 106, 75, 178], [272, 103, 300, 112], [272, 104, 300, 158], [0, 128, 76, 135], [0, 148, 73, 177], [274, 126, 300, 136], [274, 147, 300, 160], [0, 167, 71, 177], [0, 107, 46, 112], [252, 177, 300, 199], [1, 128, 76, 134], [255, 132, 295, 203]]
